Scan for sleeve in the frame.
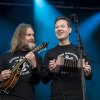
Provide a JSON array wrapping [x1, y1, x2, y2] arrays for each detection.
[[0, 55, 6, 84], [31, 55, 42, 84], [0, 57, 2, 74], [0, 54, 7, 74], [85, 70, 93, 80], [41, 51, 54, 84], [0, 56, 2, 83]]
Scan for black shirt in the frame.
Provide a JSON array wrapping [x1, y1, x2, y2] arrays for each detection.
[[0, 51, 42, 100], [42, 44, 92, 100]]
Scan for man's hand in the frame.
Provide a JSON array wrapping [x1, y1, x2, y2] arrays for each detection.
[[49, 59, 57, 72], [49, 56, 64, 73], [0, 69, 11, 81], [25, 51, 37, 69], [83, 61, 91, 76]]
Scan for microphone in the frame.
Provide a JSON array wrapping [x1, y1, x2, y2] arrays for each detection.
[[70, 14, 78, 23]]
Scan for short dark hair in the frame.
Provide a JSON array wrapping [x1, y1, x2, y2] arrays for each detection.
[[55, 16, 71, 28]]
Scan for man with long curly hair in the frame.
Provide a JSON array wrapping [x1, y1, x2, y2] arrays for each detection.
[[0, 23, 42, 100]]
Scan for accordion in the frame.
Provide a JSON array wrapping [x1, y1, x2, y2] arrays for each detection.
[[57, 56, 81, 72]]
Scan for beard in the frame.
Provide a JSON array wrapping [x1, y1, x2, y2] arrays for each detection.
[[27, 43, 36, 50], [22, 42, 36, 51]]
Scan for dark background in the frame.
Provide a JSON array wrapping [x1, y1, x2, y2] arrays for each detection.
[[0, 0, 100, 100]]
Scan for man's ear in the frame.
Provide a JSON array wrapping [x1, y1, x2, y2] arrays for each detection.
[[68, 28, 72, 33]]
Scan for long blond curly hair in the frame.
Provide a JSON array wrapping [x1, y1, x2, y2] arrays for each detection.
[[11, 23, 33, 52]]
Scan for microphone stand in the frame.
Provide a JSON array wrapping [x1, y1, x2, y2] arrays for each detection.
[[73, 18, 87, 100]]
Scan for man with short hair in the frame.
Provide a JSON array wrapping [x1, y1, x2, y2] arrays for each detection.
[[42, 17, 92, 100]]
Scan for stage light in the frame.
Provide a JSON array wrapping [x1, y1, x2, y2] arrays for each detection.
[[33, 0, 62, 49], [79, 12, 100, 39]]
